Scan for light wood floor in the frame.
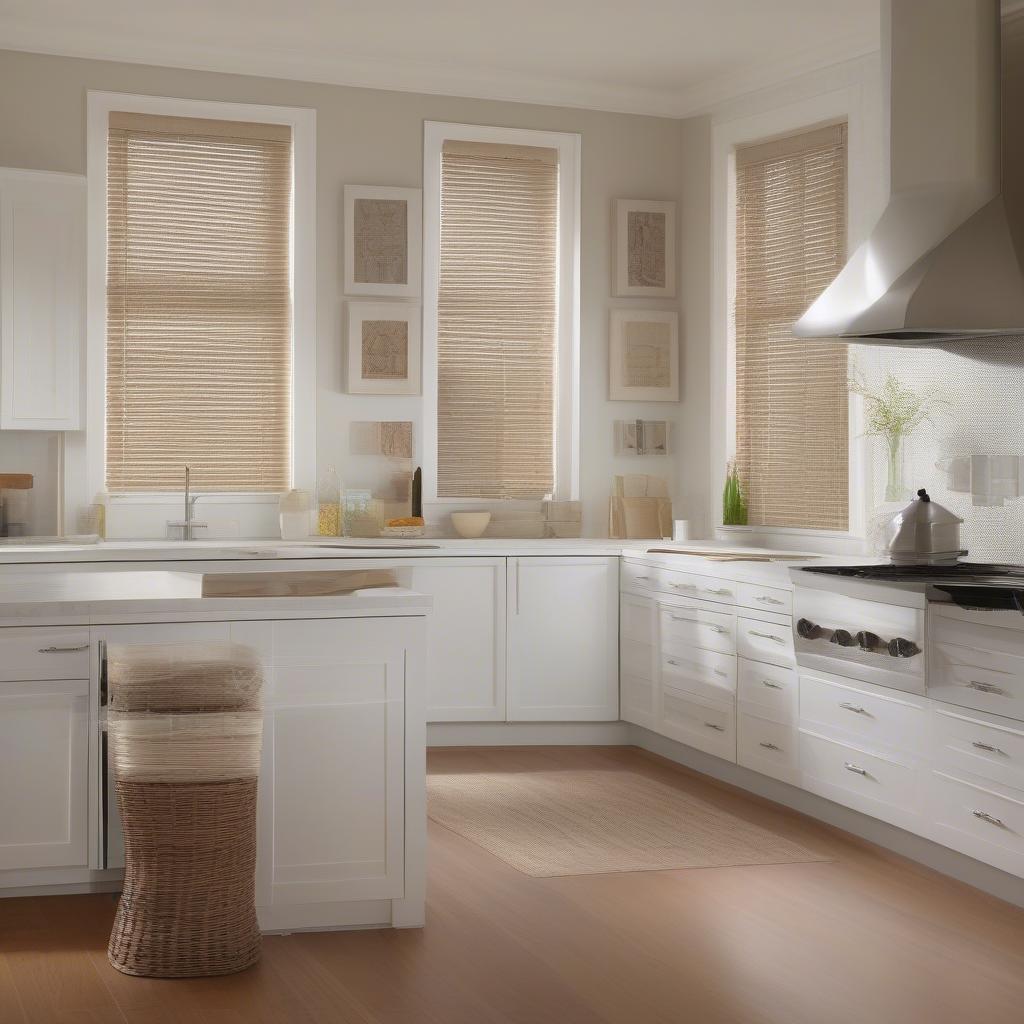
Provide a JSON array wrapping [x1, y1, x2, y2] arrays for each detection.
[[3, 745, 1024, 1024]]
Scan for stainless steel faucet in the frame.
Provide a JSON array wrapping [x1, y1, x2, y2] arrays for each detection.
[[170, 465, 208, 541]]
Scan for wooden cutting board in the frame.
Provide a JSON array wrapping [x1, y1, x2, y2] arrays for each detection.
[[0, 474, 33, 489]]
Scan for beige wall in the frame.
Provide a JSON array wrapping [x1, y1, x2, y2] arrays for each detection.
[[0, 48, 689, 537]]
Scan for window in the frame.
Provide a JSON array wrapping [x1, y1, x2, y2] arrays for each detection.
[[733, 122, 849, 531], [424, 123, 580, 504], [105, 112, 292, 492]]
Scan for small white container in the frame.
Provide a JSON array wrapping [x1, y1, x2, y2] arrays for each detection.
[[672, 519, 691, 542], [451, 511, 491, 538], [279, 489, 313, 540]]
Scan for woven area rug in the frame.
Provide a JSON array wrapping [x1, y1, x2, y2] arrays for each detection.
[[427, 769, 828, 877]]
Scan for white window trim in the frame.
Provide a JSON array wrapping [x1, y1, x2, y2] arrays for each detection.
[[710, 80, 880, 546], [422, 120, 581, 508], [83, 91, 316, 528]]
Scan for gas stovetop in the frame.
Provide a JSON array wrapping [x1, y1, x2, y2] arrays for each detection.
[[798, 562, 1024, 612]]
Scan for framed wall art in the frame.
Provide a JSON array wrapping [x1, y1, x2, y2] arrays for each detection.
[[346, 302, 422, 395], [613, 198, 676, 297], [609, 308, 679, 402], [344, 185, 422, 297]]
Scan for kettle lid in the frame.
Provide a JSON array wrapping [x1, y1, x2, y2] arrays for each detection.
[[901, 488, 963, 527]]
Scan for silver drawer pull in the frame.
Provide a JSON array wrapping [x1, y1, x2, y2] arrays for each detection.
[[705, 588, 732, 596], [635, 575, 650, 580], [762, 680, 783, 690], [759, 741, 781, 751], [37, 644, 89, 654], [844, 762, 869, 776], [972, 810, 1005, 828], [666, 658, 680, 667], [714, 669, 728, 678], [749, 630, 785, 644], [708, 625, 728, 634], [670, 582, 697, 590], [839, 701, 867, 714], [971, 741, 1006, 755], [756, 595, 784, 605], [968, 680, 1008, 696], [704, 722, 725, 732]]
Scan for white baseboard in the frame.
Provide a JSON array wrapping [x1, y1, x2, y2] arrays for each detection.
[[427, 721, 631, 747], [629, 725, 1024, 909]]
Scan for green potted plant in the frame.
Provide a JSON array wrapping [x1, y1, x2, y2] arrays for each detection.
[[722, 461, 748, 526]]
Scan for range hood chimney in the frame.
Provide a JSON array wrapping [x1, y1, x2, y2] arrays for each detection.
[[795, 0, 1024, 345]]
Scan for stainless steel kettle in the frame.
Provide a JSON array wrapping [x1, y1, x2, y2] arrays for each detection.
[[885, 488, 965, 564]]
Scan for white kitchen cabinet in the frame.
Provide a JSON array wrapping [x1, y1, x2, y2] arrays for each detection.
[[507, 556, 619, 721], [0, 677, 89, 870], [0, 168, 85, 430]]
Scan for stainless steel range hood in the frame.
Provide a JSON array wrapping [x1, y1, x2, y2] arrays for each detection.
[[795, 0, 1024, 345]]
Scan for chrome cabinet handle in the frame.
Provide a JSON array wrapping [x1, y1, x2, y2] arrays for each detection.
[[705, 587, 732, 596], [38, 644, 89, 653], [839, 701, 867, 714], [713, 668, 728, 678], [756, 595, 784, 605], [762, 680, 783, 690], [670, 582, 697, 590], [844, 762, 869, 776], [708, 625, 728, 634], [968, 680, 1007, 696], [666, 658, 680, 667], [704, 722, 725, 732], [972, 810, 1005, 827], [749, 630, 785, 644], [972, 741, 1006, 755], [759, 741, 781, 751]]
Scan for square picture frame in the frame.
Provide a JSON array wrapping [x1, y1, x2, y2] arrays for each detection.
[[346, 302, 422, 395], [609, 308, 680, 402], [344, 185, 422, 297], [614, 198, 676, 297]]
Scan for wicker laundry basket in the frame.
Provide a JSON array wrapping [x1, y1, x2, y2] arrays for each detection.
[[106, 641, 264, 978]]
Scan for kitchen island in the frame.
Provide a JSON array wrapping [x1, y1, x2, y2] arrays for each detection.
[[0, 569, 430, 933]]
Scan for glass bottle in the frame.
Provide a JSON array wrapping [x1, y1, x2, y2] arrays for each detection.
[[317, 466, 341, 537]]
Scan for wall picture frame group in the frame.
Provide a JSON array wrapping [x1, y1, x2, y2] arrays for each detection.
[[608, 308, 680, 402], [344, 185, 422, 297], [614, 198, 676, 298], [347, 302, 422, 395]]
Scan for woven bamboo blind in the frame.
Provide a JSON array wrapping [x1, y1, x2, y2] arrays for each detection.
[[437, 140, 558, 499], [106, 112, 292, 492], [734, 122, 849, 530]]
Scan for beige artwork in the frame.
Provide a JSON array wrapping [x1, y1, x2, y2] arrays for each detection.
[[361, 319, 409, 380], [353, 198, 408, 285], [349, 421, 413, 460], [627, 211, 667, 289], [623, 321, 672, 389]]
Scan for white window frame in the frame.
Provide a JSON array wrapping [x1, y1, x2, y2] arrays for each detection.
[[710, 82, 880, 550], [422, 120, 581, 507], [84, 91, 316, 534]]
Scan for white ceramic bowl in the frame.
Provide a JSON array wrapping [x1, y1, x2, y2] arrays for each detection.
[[450, 511, 491, 539]]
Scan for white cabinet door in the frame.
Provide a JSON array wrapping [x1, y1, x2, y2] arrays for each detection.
[[0, 678, 89, 870], [413, 559, 506, 722], [507, 556, 619, 721], [0, 169, 84, 430], [232, 618, 410, 909]]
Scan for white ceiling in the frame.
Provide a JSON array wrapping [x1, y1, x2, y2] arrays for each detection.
[[0, 0, 886, 117]]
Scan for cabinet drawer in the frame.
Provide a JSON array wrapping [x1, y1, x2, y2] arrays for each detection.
[[660, 645, 736, 703], [621, 675, 656, 730], [621, 639, 654, 681], [737, 614, 794, 668], [620, 593, 654, 645], [930, 705, 1024, 793], [0, 628, 90, 681], [621, 560, 657, 595], [737, 582, 793, 616], [659, 601, 736, 655], [737, 659, 798, 723], [931, 642, 1024, 724], [659, 688, 736, 761], [930, 770, 1024, 877], [800, 730, 921, 828], [738, 713, 799, 784], [656, 569, 736, 606], [800, 672, 926, 756]]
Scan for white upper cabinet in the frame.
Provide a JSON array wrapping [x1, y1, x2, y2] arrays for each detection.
[[0, 169, 85, 430], [507, 556, 620, 721]]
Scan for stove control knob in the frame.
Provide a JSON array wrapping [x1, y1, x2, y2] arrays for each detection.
[[887, 637, 921, 658], [830, 629, 856, 647], [856, 630, 881, 651], [797, 618, 820, 640]]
